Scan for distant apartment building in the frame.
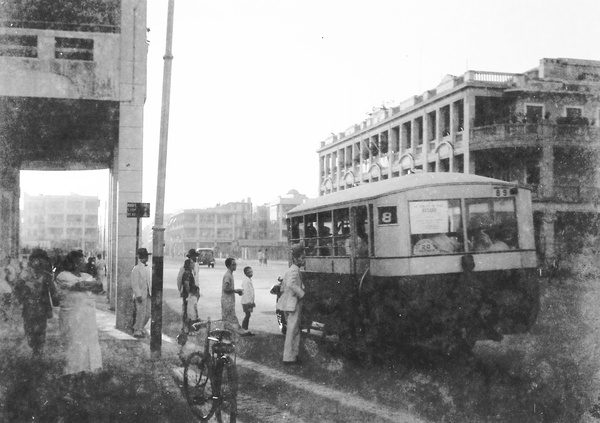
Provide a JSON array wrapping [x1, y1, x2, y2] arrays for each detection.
[[317, 58, 600, 264], [21, 193, 99, 252], [164, 190, 309, 260], [165, 200, 253, 258]]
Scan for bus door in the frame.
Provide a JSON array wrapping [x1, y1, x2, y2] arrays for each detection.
[[350, 205, 370, 276]]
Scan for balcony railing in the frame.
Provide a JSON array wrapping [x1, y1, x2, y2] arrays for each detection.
[[555, 185, 600, 203], [465, 71, 517, 84], [531, 184, 600, 203], [471, 123, 600, 148]]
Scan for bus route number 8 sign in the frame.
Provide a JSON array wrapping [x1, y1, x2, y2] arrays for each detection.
[[378, 206, 398, 225]]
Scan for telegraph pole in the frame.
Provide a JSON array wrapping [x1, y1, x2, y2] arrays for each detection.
[[151, 0, 175, 359]]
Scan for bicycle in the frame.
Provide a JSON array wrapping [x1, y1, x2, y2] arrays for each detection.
[[181, 319, 238, 423]]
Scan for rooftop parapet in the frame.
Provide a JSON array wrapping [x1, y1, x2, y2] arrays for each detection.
[[463, 70, 519, 84]]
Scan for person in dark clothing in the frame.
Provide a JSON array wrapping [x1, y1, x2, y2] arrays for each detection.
[[85, 256, 98, 279], [14, 249, 56, 358]]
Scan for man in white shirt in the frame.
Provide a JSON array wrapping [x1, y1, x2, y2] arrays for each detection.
[[131, 248, 151, 338]]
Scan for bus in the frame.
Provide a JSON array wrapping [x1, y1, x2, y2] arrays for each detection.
[[286, 172, 540, 354]]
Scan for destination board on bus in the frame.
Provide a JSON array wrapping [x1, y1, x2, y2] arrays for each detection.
[[409, 200, 448, 234]]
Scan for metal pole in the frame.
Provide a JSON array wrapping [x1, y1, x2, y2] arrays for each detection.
[[151, 0, 175, 359], [135, 216, 140, 265]]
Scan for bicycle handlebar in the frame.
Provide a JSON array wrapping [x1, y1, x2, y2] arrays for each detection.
[[190, 318, 224, 331]]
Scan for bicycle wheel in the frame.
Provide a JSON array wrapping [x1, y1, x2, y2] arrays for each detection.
[[183, 352, 213, 420], [214, 357, 238, 423]]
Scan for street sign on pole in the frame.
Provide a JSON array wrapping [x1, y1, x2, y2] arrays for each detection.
[[127, 202, 151, 218], [127, 202, 150, 265]]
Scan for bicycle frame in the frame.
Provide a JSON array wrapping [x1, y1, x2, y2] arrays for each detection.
[[183, 319, 238, 423]]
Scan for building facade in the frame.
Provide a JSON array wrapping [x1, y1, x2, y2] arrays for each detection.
[[267, 189, 309, 242], [21, 193, 99, 253], [165, 200, 253, 258], [318, 58, 600, 265], [165, 190, 309, 261]]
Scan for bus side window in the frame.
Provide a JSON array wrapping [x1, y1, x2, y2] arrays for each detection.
[[333, 208, 350, 256], [305, 214, 318, 256], [354, 205, 369, 257], [318, 211, 333, 256], [291, 216, 303, 240]]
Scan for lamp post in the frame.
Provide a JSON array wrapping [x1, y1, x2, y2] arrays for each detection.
[[151, 0, 175, 359]]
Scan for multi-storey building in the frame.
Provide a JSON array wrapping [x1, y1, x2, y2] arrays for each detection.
[[165, 200, 253, 258], [165, 190, 309, 261], [318, 58, 600, 264], [21, 193, 99, 252], [267, 189, 308, 242]]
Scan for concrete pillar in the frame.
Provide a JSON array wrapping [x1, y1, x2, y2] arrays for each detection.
[[410, 120, 417, 156], [464, 94, 474, 174], [114, 0, 147, 332], [0, 165, 20, 259], [387, 126, 393, 179], [422, 115, 429, 173], [319, 156, 324, 188], [541, 210, 557, 266], [108, 165, 118, 311], [541, 144, 554, 198], [449, 103, 455, 139]]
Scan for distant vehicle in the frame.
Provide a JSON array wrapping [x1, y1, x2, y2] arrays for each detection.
[[196, 248, 215, 268]]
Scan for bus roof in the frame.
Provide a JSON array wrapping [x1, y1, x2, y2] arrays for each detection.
[[289, 172, 522, 215]]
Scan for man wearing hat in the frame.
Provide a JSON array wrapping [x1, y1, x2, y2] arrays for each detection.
[[277, 244, 306, 364], [131, 248, 151, 338], [13, 248, 55, 357], [177, 249, 199, 329]]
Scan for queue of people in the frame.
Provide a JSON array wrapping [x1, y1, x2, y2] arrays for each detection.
[[174, 245, 309, 366], [0, 248, 105, 400], [2, 244, 310, 377]]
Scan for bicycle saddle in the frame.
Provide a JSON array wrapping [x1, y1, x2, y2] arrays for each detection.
[[210, 329, 232, 341]]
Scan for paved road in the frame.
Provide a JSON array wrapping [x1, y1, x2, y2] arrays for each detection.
[[163, 256, 289, 334], [163, 257, 429, 422]]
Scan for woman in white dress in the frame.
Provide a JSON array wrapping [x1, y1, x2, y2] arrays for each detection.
[[55, 250, 103, 394]]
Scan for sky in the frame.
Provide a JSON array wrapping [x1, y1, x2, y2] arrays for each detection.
[[20, 0, 600, 214]]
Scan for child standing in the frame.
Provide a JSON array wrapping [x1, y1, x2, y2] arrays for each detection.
[[241, 266, 255, 331]]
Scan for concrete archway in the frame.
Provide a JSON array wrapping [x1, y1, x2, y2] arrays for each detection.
[[0, 0, 148, 332]]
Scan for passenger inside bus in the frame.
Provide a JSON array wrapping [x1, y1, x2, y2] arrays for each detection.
[[306, 222, 317, 238], [318, 223, 332, 256], [354, 208, 369, 257], [432, 233, 462, 252], [336, 225, 350, 256], [471, 228, 509, 252], [413, 233, 462, 255], [305, 222, 318, 256], [355, 234, 368, 256]]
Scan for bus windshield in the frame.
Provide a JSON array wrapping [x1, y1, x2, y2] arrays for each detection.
[[410, 199, 463, 255], [466, 197, 518, 251], [409, 197, 519, 255]]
